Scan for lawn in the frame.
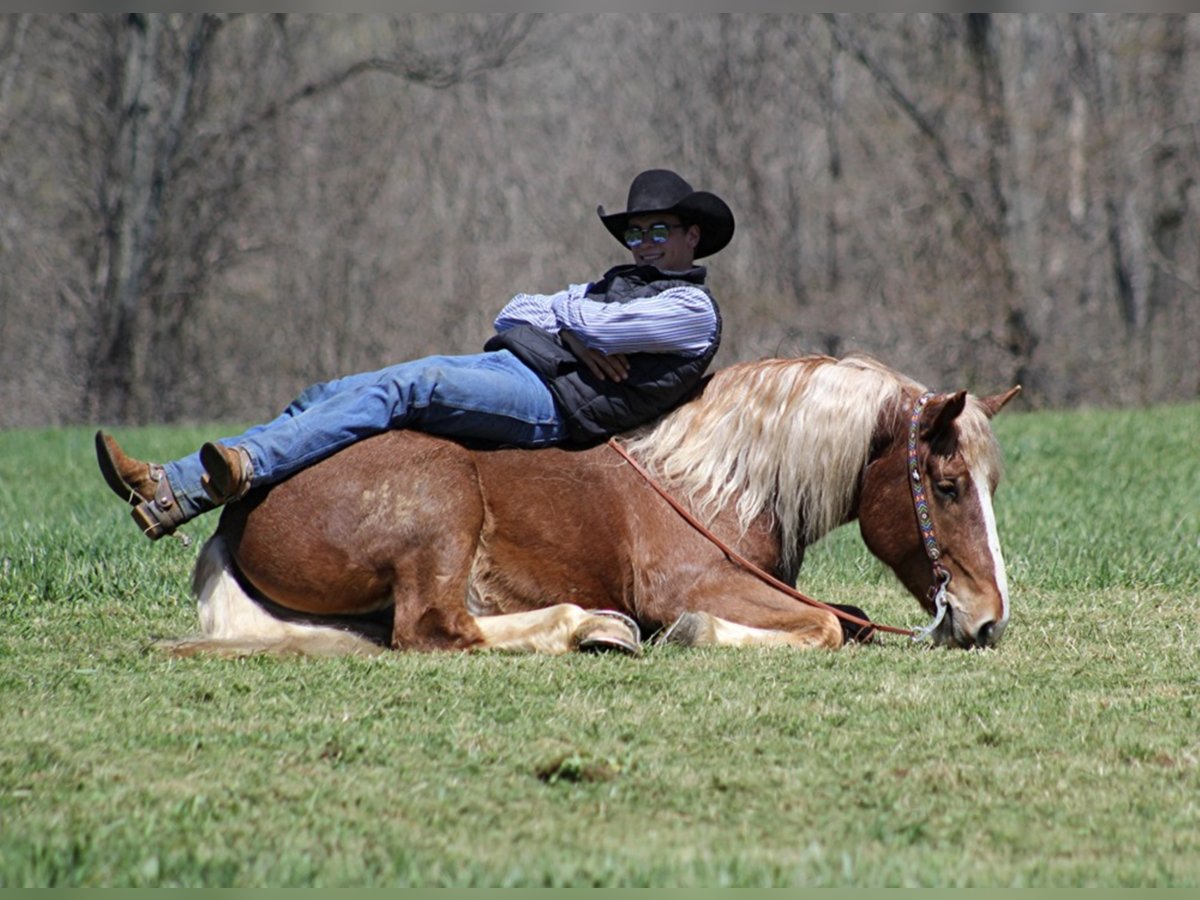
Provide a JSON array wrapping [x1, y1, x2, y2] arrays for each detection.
[[1, 404, 1197, 886]]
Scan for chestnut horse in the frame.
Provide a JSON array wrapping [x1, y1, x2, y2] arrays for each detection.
[[165, 354, 1019, 658]]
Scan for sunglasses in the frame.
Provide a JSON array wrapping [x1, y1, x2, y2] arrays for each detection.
[[623, 222, 684, 248]]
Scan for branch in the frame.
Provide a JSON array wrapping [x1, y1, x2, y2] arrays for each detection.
[[251, 14, 541, 134], [0, 15, 31, 135], [822, 14, 1002, 239]]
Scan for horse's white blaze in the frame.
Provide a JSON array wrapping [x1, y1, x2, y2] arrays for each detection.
[[971, 464, 1010, 634]]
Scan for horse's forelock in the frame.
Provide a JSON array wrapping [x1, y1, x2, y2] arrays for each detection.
[[625, 354, 916, 570], [959, 397, 1005, 489]]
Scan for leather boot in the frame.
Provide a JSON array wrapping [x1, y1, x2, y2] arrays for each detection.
[[199, 442, 253, 505], [94, 431, 187, 541]]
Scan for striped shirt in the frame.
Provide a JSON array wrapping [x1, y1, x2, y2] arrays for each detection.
[[493, 281, 718, 358]]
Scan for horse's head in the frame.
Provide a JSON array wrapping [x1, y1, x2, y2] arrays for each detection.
[[858, 385, 1021, 648]]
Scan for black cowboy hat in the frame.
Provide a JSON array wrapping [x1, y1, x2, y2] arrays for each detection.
[[598, 169, 735, 260]]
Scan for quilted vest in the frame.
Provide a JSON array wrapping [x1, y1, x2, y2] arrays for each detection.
[[484, 264, 721, 445]]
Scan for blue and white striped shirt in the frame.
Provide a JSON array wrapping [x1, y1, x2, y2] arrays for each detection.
[[493, 281, 718, 358]]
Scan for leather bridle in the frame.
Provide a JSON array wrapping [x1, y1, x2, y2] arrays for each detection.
[[906, 392, 953, 641]]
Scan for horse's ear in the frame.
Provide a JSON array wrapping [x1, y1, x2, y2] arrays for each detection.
[[920, 390, 968, 443], [978, 385, 1022, 418]]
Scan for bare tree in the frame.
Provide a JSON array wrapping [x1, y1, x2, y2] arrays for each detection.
[[30, 14, 540, 423], [0, 15, 1196, 427]]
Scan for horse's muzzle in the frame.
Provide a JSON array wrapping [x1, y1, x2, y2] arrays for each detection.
[[935, 602, 1006, 649]]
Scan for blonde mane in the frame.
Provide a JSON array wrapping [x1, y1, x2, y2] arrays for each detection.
[[623, 354, 925, 571]]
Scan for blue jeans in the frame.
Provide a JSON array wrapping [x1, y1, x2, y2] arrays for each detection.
[[162, 350, 568, 518]]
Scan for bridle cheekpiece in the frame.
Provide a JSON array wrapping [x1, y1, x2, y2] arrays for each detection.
[[908, 391, 953, 641]]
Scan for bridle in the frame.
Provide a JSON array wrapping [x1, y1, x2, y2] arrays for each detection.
[[607, 390, 955, 644], [906, 392, 952, 642]]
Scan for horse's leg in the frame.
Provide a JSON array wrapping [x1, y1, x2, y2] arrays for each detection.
[[660, 610, 842, 649], [472, 605, 642, 655], [657, 578, 844, 650], [160, 535, 386, 658]]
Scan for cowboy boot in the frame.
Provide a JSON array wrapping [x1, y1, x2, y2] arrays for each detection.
[[94, 431, 188, 541], [199, 442, 253, 505]]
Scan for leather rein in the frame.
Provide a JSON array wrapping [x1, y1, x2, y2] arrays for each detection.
[[607, 391, 953, 643]]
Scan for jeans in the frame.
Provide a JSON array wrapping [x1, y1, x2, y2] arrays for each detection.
[[162, 350, 568, 518]]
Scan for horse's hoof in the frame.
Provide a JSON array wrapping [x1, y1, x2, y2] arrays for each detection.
[[573, 610, 642, 656], [657, 611, 716, 647], [830, 603, 876, 644]]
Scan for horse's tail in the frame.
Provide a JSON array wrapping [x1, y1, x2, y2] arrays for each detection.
[[155, 534, 385, 658]]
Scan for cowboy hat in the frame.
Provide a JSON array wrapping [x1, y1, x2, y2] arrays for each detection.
[[598, 169, 735, 260]]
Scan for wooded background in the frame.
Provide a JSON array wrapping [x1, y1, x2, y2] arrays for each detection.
[[1, 14, 1197, 428]]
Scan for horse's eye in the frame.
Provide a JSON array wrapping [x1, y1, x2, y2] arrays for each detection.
[[935, 481, 958, 500]]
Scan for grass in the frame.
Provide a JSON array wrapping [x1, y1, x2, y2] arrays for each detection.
[[0, 406, 1197, 887]]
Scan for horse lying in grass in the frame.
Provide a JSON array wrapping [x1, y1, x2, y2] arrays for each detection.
[[163, 354, 1020, 657]]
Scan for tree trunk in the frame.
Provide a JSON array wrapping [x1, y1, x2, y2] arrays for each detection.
[[88, 14, 221, 423]]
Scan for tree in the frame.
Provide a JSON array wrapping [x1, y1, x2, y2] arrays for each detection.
[[35, 14, 539, 423], [0, 15, 1196, 426]]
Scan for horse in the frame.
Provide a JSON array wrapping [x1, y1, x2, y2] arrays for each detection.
[[163, 354, 1020, 658]]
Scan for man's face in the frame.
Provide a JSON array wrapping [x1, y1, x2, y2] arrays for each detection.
[[625, 213, 700, 272]]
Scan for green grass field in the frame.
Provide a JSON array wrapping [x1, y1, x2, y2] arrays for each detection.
[[1, 404, 1197, 887]]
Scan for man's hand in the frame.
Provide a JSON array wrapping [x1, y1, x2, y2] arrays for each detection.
[[560, 330, 630, 382]]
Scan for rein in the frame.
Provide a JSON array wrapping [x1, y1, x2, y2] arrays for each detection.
[[606, 438, 917, 641]]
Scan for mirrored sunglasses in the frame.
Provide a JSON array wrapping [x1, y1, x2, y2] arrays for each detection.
[[623, 222, 684, 248]]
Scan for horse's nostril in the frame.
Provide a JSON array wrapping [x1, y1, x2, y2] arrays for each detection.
[[977, 620, 996, 647]]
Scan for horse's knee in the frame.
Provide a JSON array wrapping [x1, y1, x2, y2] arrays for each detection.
[[391, 604, 485, 651]]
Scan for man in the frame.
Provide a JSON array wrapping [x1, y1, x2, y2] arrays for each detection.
[[97, 169, 735, 541]]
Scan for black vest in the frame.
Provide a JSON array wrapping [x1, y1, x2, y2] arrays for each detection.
[[484, 265, 721, 445]]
